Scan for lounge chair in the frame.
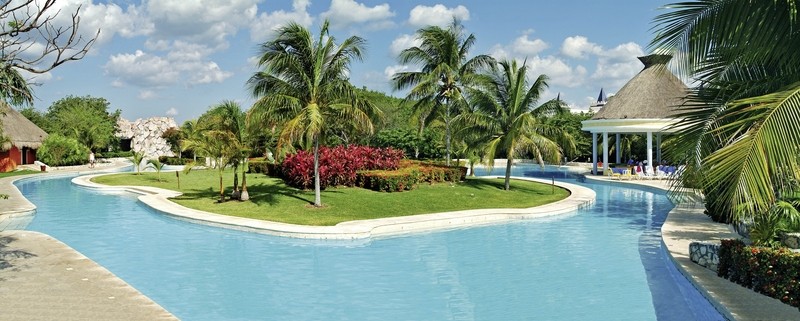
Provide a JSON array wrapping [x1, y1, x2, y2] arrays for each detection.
[[604, 169, 621, 180]]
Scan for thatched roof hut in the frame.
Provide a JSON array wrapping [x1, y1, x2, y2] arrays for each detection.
[[581, 54, 689, 174], [0, 104, 48, 151], [590, 54, 687, 120]]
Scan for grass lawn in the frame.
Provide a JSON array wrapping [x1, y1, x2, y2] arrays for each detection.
[[0, 170, 42, 178], [91, 169, 570, 226]]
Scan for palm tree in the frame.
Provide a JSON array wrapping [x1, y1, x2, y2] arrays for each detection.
[[205, 100, 250, 200], [247, 19, 376, 207], [651, 1, 800, 225], [182, 129, 240, 203], [147, 158, 164, 182], [392, 19, 494, 166], [457, 59, 574, 190], [131, 151, 145, 175]]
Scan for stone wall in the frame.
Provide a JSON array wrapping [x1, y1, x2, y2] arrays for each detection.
[[116, 117, 176, 158], [690, 242, 720, 272]]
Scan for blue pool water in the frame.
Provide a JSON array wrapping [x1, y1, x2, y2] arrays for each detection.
[[16, 165, 723, 320]]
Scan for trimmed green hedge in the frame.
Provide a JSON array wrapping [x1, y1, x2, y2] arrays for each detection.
[[98, 151, 133, 158], [356, 161, 467, 192], [718, 239, 800, 309], [158, 156, 191, 165]]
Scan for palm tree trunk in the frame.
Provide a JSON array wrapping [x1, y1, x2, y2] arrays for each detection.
[[504, 156, 513, 191], [445, 102, 451, 166], [218, 169, 225, 203], [313, 136, 322, 207], [240, 161, 249, 201]]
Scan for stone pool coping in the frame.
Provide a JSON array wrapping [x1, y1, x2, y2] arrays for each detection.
[[585, 175, 800, 321], [72, 173, 596, 239]]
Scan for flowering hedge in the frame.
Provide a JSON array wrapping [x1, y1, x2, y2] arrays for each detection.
[[718, 239, 800, 308], [356, 161, 467, 192], [281, 146, 404, 190]]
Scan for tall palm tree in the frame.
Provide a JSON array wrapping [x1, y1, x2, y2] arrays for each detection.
[[392, 19, 494, 166], [457, 59, 574, 190], [651, 0, 800, 225], [247, 19, 376, 207]]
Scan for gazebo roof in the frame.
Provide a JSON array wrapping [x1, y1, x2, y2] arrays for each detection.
[[582, 54, 689, 134], [1, 104, 48, 151], [590, 54, 687, 120]]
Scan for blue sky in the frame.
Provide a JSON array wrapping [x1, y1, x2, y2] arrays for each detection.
[[22, 0, 672, 123]]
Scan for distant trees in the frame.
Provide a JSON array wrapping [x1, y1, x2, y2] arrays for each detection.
[[21, 96, 120, 152]]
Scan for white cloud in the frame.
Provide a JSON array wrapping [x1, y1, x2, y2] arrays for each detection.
[[138, 90, 157, 100], [389, 34, 421, 56], [143, 0, 258, 48], [104, 47, 232, 89], [250, 0, 313, 42], [384, 65, 410, 80], [408, 4, 469, 27], [526, 56, 588, 88], [511, 33, 549, 56], [561, 36, 602, 59], [591, 42, 645, 88], [166, 107, 178, 116], [322, 0, 395, 30]]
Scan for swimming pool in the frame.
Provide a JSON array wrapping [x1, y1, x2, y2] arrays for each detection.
[[17, 165, 722, 320]]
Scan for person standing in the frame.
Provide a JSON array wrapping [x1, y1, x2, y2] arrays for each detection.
[[89, 151, 95, 168]]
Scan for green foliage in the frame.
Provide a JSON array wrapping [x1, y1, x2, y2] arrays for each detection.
[[38, 133, 89, 166], [161, 127, 182, 155], [98, 151, 132, 158], [392, 19, 495, 165], [356, 161, 465, 192], [651, 1, 800, 225], [247, 159, 270, 174], [157, 156, 189, 165], [131, 151, 145, 175], [247, 19, 376, 206], [545, 111, 593, 160], [0, 65, 32, 106], [147, 158, 165, 182], [25, 96, 120, 152], [749, 199, 800, 247], [718, 239, 800, 308]]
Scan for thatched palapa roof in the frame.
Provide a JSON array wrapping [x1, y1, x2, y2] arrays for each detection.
[[0, 104, 48, 150], [591, 54, 688, 120]]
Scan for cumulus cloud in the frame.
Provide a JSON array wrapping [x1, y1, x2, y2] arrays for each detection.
[[322, 0, 395, 30], [389, 34, 421, 56], [591, 42, 645, 88], [138, 90, 157, 100], [250, 0, 313, 42], [525, 56, 588, 88], [384, 65, 410, 80], [511, 32, 549, 56], [143, 0, 258, 49], [408, 4, 469, 27], [561, 36, 602, 59], [104, 47, 233, 89], [166, 107, 178, 116]]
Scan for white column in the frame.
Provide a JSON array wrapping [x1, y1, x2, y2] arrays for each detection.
[[592, 132, 598, 174], [647, 131, 653, 172], [602, 131, 609, 172], [615, 133, 621, 163], [656, 133, 662, 164]]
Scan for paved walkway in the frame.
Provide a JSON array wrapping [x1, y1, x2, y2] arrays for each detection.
[[0, 159, 177, 321], [587, 175, 800, 321]]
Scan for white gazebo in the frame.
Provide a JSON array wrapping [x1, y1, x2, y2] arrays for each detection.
[[581, 54, 688, 175]]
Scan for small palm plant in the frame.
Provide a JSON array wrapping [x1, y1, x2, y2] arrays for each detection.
[[131, 151, 145, 175], [147, 158, 165, 182]]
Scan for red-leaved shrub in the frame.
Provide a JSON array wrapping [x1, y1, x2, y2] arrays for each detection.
[[281, 146, 404, 190]]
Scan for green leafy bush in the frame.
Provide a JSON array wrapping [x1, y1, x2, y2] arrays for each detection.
[[248, 159, 270, 174], [357, 167, 421, 192], [718, 239, 800, 308], [158, 156, 190, 165], [38, 134, 89, 166], [98, 151, 132, 158]]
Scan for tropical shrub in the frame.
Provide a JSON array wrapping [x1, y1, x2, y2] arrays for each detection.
[[357, 167, 421, 192], [281, 146, 404, 190], [158, 156, 190, 165], [248, 159, 269, 174], [718, 239, 800, 308], [38, 134, 89, 166], [98, 151, 133, 158]]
